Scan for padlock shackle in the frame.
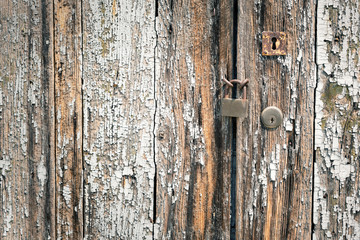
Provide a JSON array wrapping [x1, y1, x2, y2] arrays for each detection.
[[222, 78, 249, 99], [229, 79, 249, 89]]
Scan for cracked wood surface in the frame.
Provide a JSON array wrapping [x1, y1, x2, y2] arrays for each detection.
[[236, 0, 316, 239], [54, 0, 83, 238], [82, 0, 156, 239], [0, 0, 55, 238], [314, 1, 360, 239], [1, 0, 360, 239], [154, 0, 232, 239]]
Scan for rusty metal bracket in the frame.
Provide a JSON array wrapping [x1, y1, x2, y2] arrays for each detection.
[[262, 31, 287, 56]]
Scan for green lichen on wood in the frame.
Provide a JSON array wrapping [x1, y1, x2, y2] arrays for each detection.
[[321, 82, 343, 113], [341, 88, 359, 133], [321, 83, 360, 133], [321, 117, 327, 129]]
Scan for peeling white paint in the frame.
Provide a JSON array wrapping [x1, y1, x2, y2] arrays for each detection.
[[269, 144, 281, 182], [314, 0, 360, 238], [37, 156, 47, 188], [82, 0, 156, 238]]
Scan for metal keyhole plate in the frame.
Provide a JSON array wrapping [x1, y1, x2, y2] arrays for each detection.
[[262, 31, 287, 56], [261, 106, 283, 129]]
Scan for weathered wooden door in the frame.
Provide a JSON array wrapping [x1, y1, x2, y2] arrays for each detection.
[[1, 0, 359, 239]]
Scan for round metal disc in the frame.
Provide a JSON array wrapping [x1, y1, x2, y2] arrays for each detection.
[[261, 106, 283, 129]]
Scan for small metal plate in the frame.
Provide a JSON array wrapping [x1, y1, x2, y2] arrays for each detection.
[[262, 31, 287, 56], [261, 106, 283, 129], [221, 99, 248, 118]]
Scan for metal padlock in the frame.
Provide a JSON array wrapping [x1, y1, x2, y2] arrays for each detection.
[[221, 78, 249, 118]]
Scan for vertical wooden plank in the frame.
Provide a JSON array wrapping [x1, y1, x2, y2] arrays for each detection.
[[314, 1, 360, 239], [236, 0, 316, 239], [219, 1, 235, 238], [82, 0, 156, 238], [155, 0, 231, 238], [0, 0, 55, 239], [53, 0, 83, 238]]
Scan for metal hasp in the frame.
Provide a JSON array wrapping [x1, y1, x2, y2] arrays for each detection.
[[221, 78, 249, 118], [262, 31, 287, 56], [261, 106, 283, 129]]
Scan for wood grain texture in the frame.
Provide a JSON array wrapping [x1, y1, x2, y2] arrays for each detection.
[[53, 0, 83, 238], [236, 0, 316, 239], [0, 0, 55, 239], [219, 1, 235, 238], [313, 1, 360, 239], [154, 0, 232, 239], [82, 0, 156, 239], [2, 1, 360, 239]]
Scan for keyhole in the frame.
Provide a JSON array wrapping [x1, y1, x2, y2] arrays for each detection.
[[271, 37, 277, 50], [270, 117, 274, 123]]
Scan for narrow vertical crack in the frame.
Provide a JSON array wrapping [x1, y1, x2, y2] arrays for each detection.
[[230, 0, 238, 239], [40, 0, 53, 237], [311, 0, 319, 239], [52, 0, 57, 238], [80, 0, 85, 237], [152, 1, 159, 239]]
